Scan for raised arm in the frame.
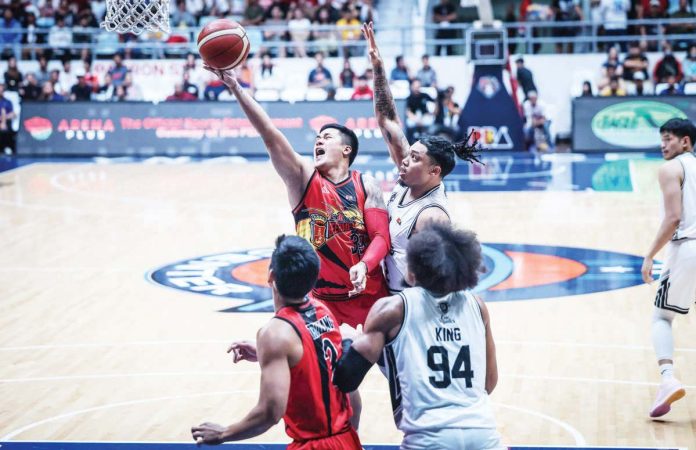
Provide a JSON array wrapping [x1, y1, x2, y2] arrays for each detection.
[[191, 320, 295, 444], [205, 66, 314, 205], [362, 22, 410, 168]]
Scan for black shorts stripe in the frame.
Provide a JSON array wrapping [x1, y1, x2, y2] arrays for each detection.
[[654, 275, 690, 315]]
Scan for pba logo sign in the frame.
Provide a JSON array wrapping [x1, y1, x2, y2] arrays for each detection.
[[148, 244, 658, 313]]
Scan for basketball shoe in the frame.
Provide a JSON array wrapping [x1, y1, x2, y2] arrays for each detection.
[[649, 377, 685, 418]]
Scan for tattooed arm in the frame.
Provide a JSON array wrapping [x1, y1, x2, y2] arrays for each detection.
[[362, 22, 410, 168]]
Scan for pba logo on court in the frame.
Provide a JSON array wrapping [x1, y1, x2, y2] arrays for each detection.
[[148, 244, 659, 313]]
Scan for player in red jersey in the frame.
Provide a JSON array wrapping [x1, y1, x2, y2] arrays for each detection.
[[205, 66, 390, 329], [192, 235, 361, 450]]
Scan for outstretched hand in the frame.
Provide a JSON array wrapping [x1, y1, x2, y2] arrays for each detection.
[[361, 22, 382, 67], [227, 340, 258, 363], [203, 64, 238, 88]]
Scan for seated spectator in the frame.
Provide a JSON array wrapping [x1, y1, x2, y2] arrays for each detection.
[[405, 79, 435, 143], [70, 71, 92, 101], [358, 0, 378, 23], [288, 7, 311, 58], [415, 54, 437, 88], [640, 0, 667, 51], [350, 75, 373, 100], [183, 70, 199, 98], [83, 60, 99, 92], [432, 0, 458, 56], [311, 7, 339, 57], [515, 57, 537, 98], [684, 43, 696, 83], [72, 13, 93, 46], [390, 55, 410, 82], [551, 0, 583, 54], [59, 58, 78, 97], [263, 5, 287, 58], [600, 0, 630, 51], [631, 71, 651, 96], [203, 76, 226, 100], [21, 12, 43, 61], [339, 58, 356, 88], [668, 0, 696, 51], [0, 9, 22, 59], [184, 52, 197, 72], [308, 52, 333, 90], [203, 0, 230, 17], [653, 42, 683, 83], [600, 76, 627, 96], [598, 62, 623, 91], [167, 82, 197, 101], [39, 81, 65, 101], [242, 0, 266, 26], [622, 43, 649, 82], [48, 14, 73, 60], [364, 67, 374, 83], [336, 5, 361, 57], [522, 90, 552, 152], [433, 85, 460, 136], [94, 74, 114, 101], [580, 80, 594, 97], [602, 46, 623, 77], [20, 73, 42, 101], [48, 69, 65, 97], [3, 56, 23, 92], [108, 53, 130, 88], [255, 53, 284, 90], [171, 0, 196, 28], [658, 74, 684, 95], [0, 83, 16, 154]]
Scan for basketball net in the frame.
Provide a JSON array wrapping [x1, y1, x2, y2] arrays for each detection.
[[101, 0, 170, 34]]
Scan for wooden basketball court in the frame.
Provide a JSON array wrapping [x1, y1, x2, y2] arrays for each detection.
[[1, 158, 694, 449]]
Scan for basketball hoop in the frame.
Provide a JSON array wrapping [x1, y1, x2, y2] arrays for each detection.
[[101, 0, 170, 34]]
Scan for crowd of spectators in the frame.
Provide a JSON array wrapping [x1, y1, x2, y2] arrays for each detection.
[[580, 41, 696, 97]]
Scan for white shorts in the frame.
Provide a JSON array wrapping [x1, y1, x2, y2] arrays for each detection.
[[401, 427, 504, 450], [654, 240, 696, 315]]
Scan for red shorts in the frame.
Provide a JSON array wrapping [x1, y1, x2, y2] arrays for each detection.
[[312, 282, 390, 328], [288, 427, 362, 450]]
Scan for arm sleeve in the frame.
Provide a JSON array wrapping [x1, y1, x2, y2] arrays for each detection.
[[361, 207, 391, 273], [334, 345, 374, 393]]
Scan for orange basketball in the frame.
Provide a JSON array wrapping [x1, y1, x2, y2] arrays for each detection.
[[197, 19, 250, 70]]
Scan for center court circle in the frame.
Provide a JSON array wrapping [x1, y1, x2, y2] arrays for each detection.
[[148, 244, 658, 313]]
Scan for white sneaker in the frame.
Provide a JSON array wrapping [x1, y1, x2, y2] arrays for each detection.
[[650, 378, 685, 418]]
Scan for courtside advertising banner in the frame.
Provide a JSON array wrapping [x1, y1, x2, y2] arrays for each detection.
[[572, 96, 696, 152], [17, 100, 404, 156]]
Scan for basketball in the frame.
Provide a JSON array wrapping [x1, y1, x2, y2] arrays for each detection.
[[197, 19, 250, 70]]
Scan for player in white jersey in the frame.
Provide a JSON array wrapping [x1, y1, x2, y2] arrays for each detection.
[[641, 118, 696, 418], [362, 22, 481, 293], [334, 222, 503, 449]]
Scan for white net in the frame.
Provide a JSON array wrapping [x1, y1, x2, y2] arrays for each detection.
[[101, 0, 170, 34]]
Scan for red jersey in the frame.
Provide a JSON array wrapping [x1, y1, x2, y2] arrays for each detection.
[[293, 170, 388, 301], [275, 299, 353, 443]]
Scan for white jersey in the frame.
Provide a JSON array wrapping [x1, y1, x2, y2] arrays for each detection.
[[384, 287, 498, 434], [673, 152, 696, 241], [385, 182, 449, 293]]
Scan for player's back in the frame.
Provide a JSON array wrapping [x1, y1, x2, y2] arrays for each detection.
[[385, 287, 497, 434], [274, 298, 360, 448], [673, 152, 696, 241]]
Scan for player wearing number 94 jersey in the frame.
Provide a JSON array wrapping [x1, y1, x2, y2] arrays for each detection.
[[334, 222, 503, 450]]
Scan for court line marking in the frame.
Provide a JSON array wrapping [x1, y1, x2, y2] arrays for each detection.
[[0, 390, 584, 446], [3, 339, 695, 353], [1, 370, 691, 391]]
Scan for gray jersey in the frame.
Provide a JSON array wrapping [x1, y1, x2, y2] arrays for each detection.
[[384, 287, 498, 434], [673, 152, 696, 241], [385, 182, 449, 293]]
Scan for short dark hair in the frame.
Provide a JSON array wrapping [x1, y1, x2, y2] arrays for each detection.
[[407, 222, 482, 296], [419, 134, 481, 177], [660, 118, 696, 148], [270, 235, 320, 300], [320, 123, 359, 165]]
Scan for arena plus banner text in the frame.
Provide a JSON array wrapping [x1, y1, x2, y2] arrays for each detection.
[[17, 100, 405, 156], [572, 96, 696, 152]]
